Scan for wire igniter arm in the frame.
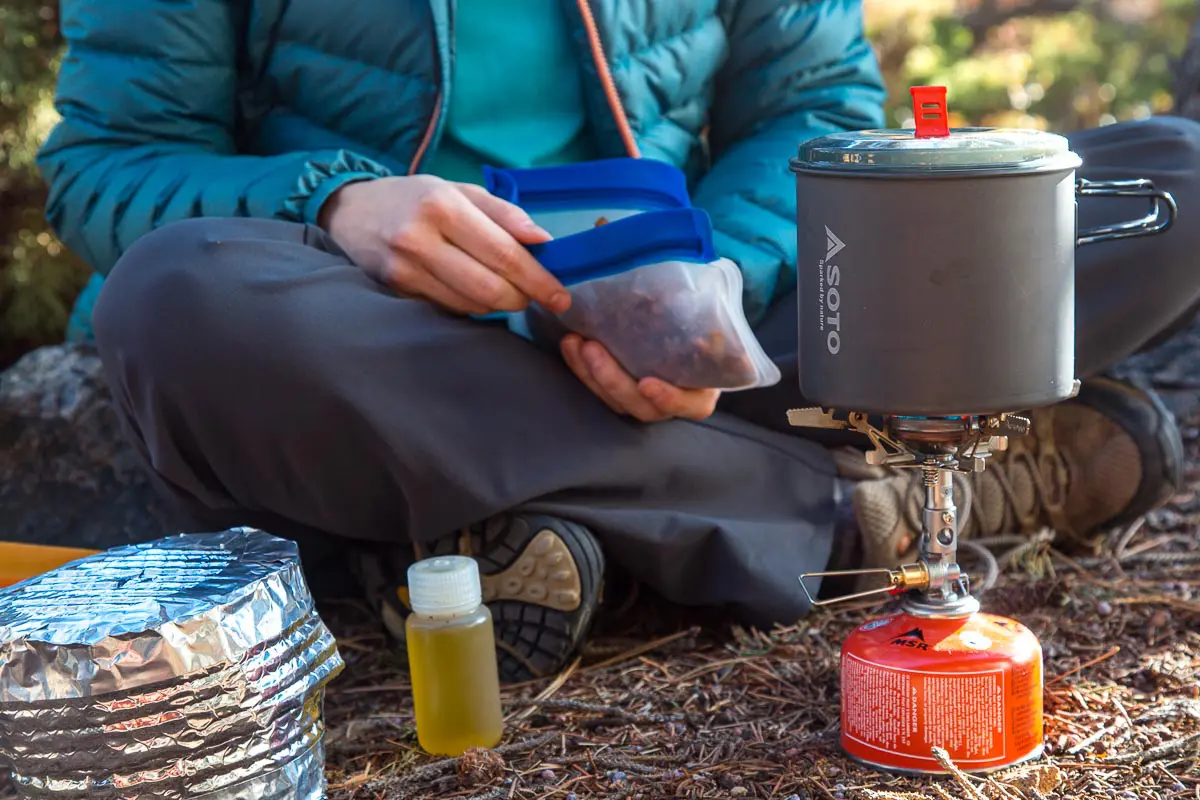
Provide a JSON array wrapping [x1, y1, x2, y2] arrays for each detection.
[[799, 563, 931, 607]]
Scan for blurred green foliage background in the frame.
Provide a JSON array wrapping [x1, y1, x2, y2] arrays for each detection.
[[0, 0, 1197, 368]]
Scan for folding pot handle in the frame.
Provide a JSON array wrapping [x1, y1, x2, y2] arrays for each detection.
[[1076, 178, 1177, 246]]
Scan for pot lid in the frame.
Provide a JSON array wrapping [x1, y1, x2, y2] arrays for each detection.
[[794, 86, 1080, 173]]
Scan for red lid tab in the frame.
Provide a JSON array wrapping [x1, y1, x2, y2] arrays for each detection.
[[910, 86, 950, 138]]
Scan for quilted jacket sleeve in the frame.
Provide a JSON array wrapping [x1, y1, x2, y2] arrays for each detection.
[[37, 0, 392, 276], [693, 0, 887, 326]]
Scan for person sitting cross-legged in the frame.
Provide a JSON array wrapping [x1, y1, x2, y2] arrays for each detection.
[[37, 0, 1200, 681]]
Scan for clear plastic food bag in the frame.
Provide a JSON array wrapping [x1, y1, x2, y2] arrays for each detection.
[[483, 158, 691, 238], [525, 208, 781, 392]]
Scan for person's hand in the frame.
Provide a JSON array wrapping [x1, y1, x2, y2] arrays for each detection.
[[560, 334, 721, 422], [319, 176, 571, 316]]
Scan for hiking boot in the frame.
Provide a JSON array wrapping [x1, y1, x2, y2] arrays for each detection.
[[351, 514, 605, 683], [851, 377, 1184, 569]]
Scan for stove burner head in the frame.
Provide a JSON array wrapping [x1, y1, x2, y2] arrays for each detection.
[[790, 406, 1035, 616], [786, 408, 1030, 474]]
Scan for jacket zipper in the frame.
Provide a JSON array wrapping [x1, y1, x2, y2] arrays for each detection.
[[408, 91, 443, 175], [409, 0, 452, 174], [574, 0, 640, 158]]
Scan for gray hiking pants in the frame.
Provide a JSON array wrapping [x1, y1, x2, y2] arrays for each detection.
[[91, 116, 1200, 625]]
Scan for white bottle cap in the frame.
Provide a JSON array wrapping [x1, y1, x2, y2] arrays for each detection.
[[407, 556, 483, 617]]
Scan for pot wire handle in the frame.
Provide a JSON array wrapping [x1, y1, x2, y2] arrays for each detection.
[[1076, 177, 1177, 246]]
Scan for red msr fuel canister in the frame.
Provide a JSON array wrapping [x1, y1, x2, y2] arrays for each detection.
[[840, 610, 1044, 774]]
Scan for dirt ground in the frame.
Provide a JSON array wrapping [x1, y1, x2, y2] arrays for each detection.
[[316, 334, 1200, 800], [319, 506, 1200, 799]]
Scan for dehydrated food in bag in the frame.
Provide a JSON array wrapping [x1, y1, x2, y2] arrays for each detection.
[[527, 208, 781, 391]]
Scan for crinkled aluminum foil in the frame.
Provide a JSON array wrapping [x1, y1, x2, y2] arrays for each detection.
[[0, 529, 345, 799]]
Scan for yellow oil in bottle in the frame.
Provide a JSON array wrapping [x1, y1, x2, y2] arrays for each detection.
[[405, 556, 504, 756]]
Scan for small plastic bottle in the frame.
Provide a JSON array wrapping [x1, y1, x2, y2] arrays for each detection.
[[406, 556, 505, 756]]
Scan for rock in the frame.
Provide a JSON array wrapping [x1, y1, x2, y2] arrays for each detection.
[[0, 343, 184, 552]]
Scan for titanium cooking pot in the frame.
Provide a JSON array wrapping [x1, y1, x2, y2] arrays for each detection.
[[790, 86, 1177, 417]]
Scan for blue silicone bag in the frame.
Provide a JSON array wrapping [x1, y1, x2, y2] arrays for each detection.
[[483, 158, 691, 238]]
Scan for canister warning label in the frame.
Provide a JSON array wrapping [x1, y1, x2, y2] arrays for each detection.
[[1008, 659, 1039, 755], [922, 673, 1004, 757], [842, 653, 1006, 765], [841, 654, 915, 752]]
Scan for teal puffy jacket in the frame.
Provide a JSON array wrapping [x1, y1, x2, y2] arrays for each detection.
[[39, 0, 886, 339]]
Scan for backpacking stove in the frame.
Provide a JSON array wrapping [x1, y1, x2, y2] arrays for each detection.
[[789, 410, 1047, 774], [784, 85, 1174, 775]]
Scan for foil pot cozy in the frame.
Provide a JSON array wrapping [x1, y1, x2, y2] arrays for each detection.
[[0, 528, 345, 799]]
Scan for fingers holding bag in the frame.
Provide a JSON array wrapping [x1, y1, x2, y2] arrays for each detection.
[[478, 158, 780, 393], [560, 334, 722, 422], [319, 175, 569, 315]]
